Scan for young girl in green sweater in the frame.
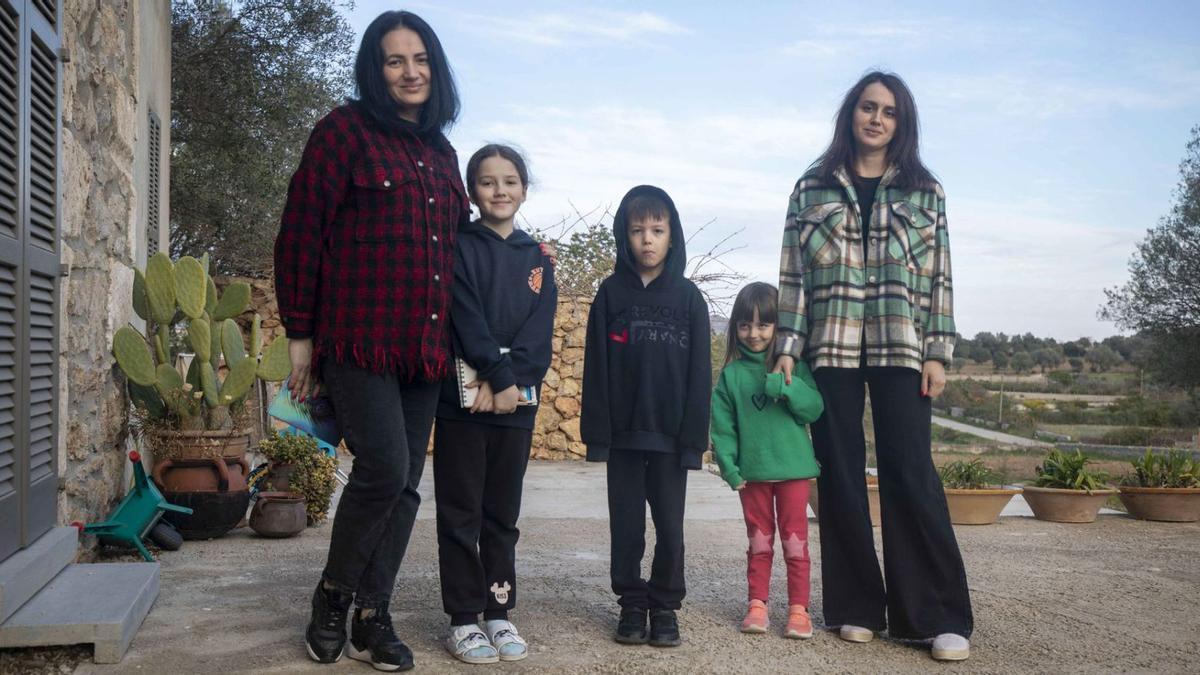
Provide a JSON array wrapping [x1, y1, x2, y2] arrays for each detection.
[[711, 282, 824, 638]]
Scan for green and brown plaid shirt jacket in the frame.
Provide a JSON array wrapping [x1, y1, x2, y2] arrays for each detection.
[[777, 164, 955, 372]]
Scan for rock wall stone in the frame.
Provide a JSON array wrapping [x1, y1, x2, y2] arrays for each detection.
[[57, 1, 146, 527]]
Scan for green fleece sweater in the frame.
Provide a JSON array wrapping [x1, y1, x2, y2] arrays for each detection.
[[710, 344, 824, 489]]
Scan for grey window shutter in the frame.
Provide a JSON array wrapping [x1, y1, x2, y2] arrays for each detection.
[[0, 0, 60, 562]]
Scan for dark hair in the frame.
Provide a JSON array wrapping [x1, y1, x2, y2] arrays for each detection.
[[465, 144, 531, 202], [624, 194, 670, 225], [724, 282, 779, 365], [813, 70, 935, 191], [353, 11, 459, 136]]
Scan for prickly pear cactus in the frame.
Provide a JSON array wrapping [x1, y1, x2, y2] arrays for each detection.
[[112, 252, 294, 431]]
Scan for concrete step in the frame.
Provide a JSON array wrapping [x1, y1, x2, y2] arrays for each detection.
[[0, 526, 78, 624], [0, 562, 159, 664]]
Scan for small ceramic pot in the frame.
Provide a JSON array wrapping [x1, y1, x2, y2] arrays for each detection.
[[249, 492, 307, 538]]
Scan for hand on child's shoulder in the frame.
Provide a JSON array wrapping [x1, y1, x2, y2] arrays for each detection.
[[538, 242, 557, 267]]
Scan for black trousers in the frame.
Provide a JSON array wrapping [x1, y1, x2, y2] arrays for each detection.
[[811, 366, 973, 639], [607, 449, 688, 611], [433, 417, 532, 625], [319, 360, 439, 609]]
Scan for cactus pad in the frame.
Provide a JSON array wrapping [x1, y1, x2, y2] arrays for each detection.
[[221, 356, 258, 402], [222, 319, 247, 367], [188, 316, 211, 363], [144, 252, 177, 325], [132, 268, 149, 321], [113, 326, 156, 386], [257, 337, 292, 382], [174, 256, 207, 319], [212, 282, 250, 321]]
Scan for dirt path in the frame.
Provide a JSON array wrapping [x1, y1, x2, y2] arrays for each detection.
[[24, 462, 1195, 674]]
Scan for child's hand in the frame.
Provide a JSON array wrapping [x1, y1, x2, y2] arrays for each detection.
[[735, 482, 747, 491], [921, 360, 947, 398], [468, 380, 495, 413], [538, 242, 558, 266], [493, 384, 520, 414]]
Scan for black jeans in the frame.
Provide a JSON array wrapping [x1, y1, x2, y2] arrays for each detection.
[[433, 418, 532, 625], [811, 366, 973, 639], [607, 449, 688, 611], [320, 360, 439, 609]]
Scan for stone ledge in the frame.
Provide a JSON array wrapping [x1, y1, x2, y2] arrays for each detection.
[[0, 527, 78, 624]]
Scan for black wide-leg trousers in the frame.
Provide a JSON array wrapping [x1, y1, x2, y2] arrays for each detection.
[[811, 366, 973, 639]]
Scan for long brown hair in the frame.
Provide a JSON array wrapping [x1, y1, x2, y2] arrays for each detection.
[[724, 282, 779, 366], [813, 71, 935, 191]]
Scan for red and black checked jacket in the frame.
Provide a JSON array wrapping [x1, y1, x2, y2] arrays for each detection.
[[273, 103, 469, 381]]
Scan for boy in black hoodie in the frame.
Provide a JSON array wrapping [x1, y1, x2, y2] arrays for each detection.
[[581, 185, 712, 647]]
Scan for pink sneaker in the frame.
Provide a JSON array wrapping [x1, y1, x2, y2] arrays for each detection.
[[740, 599, 768, 634], [784, 605, 813, 639]]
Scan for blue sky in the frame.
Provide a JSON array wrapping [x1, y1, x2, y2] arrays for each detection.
[[348, 1, 1200, 340]]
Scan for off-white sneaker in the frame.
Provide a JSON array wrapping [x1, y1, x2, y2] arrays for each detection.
[[931, 633, 970, 661], [839, 625, 875, 643], [445, 624, 499, 664], [482, 619, 528, 662]]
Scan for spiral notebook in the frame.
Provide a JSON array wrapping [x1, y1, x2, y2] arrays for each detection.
[[456, 347, 538, 408]]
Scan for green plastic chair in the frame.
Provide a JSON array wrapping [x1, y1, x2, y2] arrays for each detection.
[[78, 450, 194, 562]]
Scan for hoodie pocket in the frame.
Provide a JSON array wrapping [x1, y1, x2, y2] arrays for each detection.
[[887, 201, 937, 270], [351, 161, 419, 242], [795, 202, 845, 268]]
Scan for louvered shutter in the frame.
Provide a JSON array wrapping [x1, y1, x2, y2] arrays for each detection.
[[0, 0, 59, 562]]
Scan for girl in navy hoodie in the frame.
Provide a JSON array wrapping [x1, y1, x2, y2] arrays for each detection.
[[433, 145, 557, 664]]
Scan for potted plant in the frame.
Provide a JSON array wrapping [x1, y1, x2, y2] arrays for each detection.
[[112, 252, 292, 538], [1023, 449, 1116, 523], [1118, 449, 1200, 522], [257, 431, 338, 524], [939, 459, 1022, 525]]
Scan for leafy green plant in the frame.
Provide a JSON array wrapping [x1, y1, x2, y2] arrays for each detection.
[[112, 251, 291, 430], [258, 431, 338, 523], [939, 459, 1002, 489], [1123, 449, 1200, 488], [1032, 449, 1110, 491]]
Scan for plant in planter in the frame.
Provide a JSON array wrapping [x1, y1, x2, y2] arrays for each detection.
[[1118, 449, 1200, 522], [111, 251, 292, 538], [1023, 449, 1116, 523], [939, 458, 1022, 525], [258, 431, 338, 524]]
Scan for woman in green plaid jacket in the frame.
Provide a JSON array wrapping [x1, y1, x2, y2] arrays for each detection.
[[772, 71, 973, 662]]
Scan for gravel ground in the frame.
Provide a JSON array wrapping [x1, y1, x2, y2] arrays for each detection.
[[4, 461, 1197, 674]]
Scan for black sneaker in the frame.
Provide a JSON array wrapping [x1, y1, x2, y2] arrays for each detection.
[[349, 606, 415, 671], [615, 608, 649, 644], [305, 582, 353, 663], [649, 609, 681, 647]]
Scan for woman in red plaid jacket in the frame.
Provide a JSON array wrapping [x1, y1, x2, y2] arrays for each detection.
[[273, 11, 469, 671]]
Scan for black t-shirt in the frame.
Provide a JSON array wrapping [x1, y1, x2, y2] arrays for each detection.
[[853, 173, 882, 259]]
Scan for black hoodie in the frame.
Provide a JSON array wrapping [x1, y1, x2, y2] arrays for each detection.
[[580, 186, 712, 468], [437, 219, 558, 430]]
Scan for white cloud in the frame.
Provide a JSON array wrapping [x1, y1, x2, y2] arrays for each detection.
[[426, 6, 690, 48]]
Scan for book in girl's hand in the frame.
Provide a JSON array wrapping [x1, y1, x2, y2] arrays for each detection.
[[268, 382, 341, 447], [455, 348, 538, 409]]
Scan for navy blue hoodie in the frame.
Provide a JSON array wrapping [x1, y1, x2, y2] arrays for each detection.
[[438, 219, 558, 429], [580, 186, 712, 468]]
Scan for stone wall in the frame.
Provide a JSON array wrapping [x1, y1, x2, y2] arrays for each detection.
[[532, 296, 588, 460], [57, 2, 168, 527], [224, 274, 591, 460]]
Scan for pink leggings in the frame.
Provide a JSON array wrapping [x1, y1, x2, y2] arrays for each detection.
[[739, 479, 811, 607]]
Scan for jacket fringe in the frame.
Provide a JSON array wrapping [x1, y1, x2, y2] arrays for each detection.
[[312, 337, 449, 383]]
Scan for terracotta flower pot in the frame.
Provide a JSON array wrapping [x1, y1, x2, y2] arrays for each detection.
[[152, 456, 251, 493], [149, 429, 254, 540], [1022, 485, 1117, 523], [161, 490, 251, 540], [944, 487, 1022, 525], [249, 492, 307, 538], [266, 461, 298, 492], [148, 429, 252, 461], [1117, 487, 1200, 522], [808, 480, 881, 527]]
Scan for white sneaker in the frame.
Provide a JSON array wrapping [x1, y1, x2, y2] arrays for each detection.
[[839, 625, 875, 643], [445, 624, 499, 664], [931, 633, 970, 661], [482, 619, 528, 661]]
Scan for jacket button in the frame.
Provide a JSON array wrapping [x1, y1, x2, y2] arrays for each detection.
[[434, 274, 440, 282], [383, 179, 391, 188], [868, 275, 878, 283], [431, 313, 438, 321], [428, 197, 435, 204], [417, 161, 425, 167], [432, 235, 439, 243]]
